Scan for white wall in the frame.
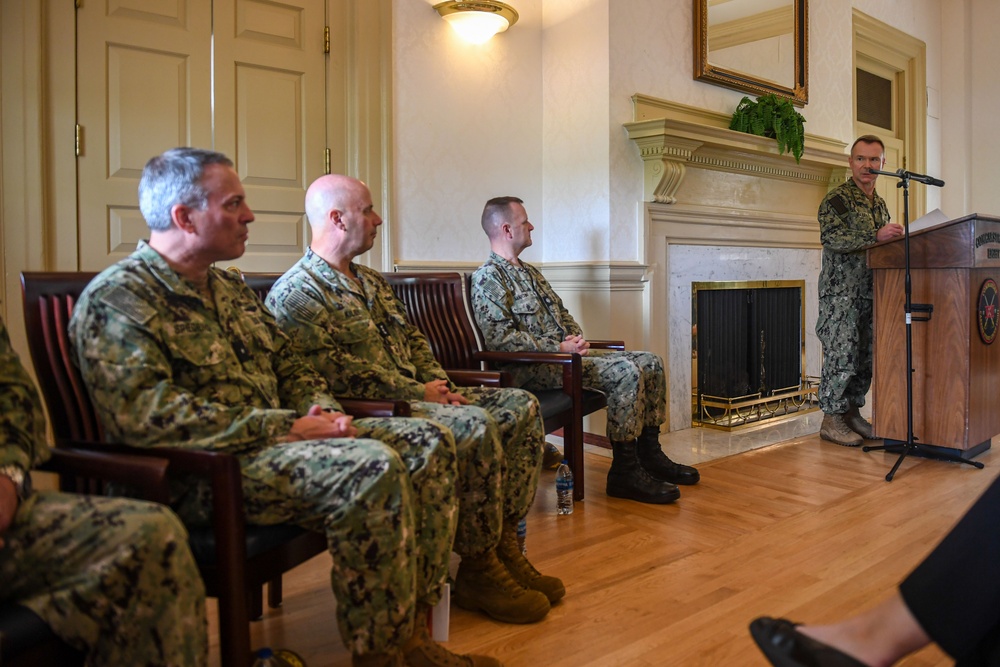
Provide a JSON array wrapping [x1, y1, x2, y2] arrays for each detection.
[[392, 0, 544, 264], [392, 0, 950, 266], [966, 0, 1000, 216], [541, 0, 610, 263]]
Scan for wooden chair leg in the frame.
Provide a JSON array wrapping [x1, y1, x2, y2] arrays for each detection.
[[218, 591, 252, 667], [249, 586, 264, 621], [563, 421, 585, 501], [268, 577, 283, 609]]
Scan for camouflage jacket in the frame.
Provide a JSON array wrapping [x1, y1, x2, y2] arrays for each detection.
[[469, 251, 583, 354], [0, 318, 49, 474], [69, 241, 341, 454], [818, 177, 891, 300], [266, 249, 449, 401]]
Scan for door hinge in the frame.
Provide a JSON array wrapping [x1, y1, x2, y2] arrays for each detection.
[[324, 26, 330, 54], [75, 124, 83, 157], [75, 0, 82, 8], [324, 148, 331, 175]]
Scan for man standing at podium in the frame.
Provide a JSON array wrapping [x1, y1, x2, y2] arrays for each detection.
[[817, 135, 904, 446]]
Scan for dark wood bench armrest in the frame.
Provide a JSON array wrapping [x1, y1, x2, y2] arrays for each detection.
[[339, 398, 412, 418], [472, 350, 585, 400], [445, 369, 511, 387], [589, 339, 625, 350], [40, 447, 172, 505]]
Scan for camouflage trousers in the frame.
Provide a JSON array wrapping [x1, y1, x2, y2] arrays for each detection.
[[173, 417, 459, 656], [816, 295, 873, 414], [0, 490, 207, 666], [509, 349, 667, 442], [412, 386, 544, 556]]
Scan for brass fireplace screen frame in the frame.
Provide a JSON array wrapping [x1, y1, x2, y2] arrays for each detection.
[[691, 279, 817, 430]]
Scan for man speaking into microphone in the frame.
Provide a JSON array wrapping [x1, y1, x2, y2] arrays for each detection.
[[816, 135, 905, 447]]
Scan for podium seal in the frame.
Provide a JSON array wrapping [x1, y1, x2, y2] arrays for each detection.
[[978, 278, 999, 344]]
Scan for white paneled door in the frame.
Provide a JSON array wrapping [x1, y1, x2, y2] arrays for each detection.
[[76, 0, 325, 272]]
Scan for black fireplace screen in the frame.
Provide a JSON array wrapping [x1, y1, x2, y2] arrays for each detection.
[[694, 283, 803, 411]]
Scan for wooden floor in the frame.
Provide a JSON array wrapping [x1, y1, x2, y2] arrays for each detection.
[[208, 435, 999, 666]]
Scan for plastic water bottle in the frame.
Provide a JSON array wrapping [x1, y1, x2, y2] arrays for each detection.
[[516, 517, 528, 554], [251, 647, 307, 666], [555, 460, 574, 515]]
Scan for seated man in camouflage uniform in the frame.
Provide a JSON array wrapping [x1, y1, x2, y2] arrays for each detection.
[[0, 315, 207, 666], [470, 196, 700, 506], [69, 148, 499, 667], [266, 175, 560, 625]]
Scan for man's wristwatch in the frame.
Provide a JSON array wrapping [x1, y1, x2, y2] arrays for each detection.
[[0, 465, 30, 501]]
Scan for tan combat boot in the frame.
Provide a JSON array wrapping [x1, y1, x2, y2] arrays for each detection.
[[403, 606, 504, 667], [353, 650, 405, 666], [844, 405, 875, 439], [541, 442, 563, 470], [820, 413, 863, 447], [453, 549, 550, 623], [495, 520, 565, 603]]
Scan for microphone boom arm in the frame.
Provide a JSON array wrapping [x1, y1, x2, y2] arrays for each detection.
[[868, 167, 945, 188]]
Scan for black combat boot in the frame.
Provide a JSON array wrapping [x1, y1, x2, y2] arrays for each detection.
[[637, 427, 700, 485], [606, 439, 680, 504]]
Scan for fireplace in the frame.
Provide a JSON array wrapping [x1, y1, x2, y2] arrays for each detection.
[[625, 94, 847, 431], [692, 280, 817, 429]]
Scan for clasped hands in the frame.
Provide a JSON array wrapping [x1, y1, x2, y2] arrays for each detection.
[[559, 334, 590, 356], [285, 405, 358, 442], [424, 379, 468, 406]]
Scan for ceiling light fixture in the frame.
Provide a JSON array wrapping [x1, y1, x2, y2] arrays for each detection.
[[434, 1, 519, 44]]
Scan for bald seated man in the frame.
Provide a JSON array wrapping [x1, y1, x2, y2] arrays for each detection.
[[266, 175, 563, 626]]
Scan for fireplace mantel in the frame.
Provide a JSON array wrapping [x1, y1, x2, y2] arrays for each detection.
[[625, 94, 848, 205]]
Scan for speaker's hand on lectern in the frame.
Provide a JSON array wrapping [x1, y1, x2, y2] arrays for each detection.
[[876, 223, 905, 242]]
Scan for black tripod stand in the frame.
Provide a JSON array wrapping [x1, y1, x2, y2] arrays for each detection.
[[861, 168, 984, 480]]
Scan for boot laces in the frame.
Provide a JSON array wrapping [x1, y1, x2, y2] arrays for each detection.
[[498, 533, 542, 581]]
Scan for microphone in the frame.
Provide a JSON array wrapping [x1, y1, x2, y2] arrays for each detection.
[[905, 170, 945, 187], [866, 167, 945, 187]]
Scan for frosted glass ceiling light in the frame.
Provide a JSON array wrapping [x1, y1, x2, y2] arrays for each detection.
[[434, 1, 519, 44]]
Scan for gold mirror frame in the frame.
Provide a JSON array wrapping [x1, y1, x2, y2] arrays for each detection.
[[694, 0, 808, 106]]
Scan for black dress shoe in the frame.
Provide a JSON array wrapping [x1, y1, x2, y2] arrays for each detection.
[[749, 617, 868, 667]]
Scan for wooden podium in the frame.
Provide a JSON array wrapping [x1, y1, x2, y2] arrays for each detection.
[[868, 213, 1000, 458]]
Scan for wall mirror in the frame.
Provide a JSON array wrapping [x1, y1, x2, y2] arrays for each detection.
[[694, 0, 808, 106]]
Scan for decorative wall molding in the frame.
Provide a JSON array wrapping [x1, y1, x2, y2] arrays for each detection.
[[626, 94, 848, 203], [647, 202, 821, 250], [541, 263, 648, 292], [392, 261, 481, 274], [392, 260, 647, 292]]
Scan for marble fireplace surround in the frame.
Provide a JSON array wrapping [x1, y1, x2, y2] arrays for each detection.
[[625, 95, 850, 431]]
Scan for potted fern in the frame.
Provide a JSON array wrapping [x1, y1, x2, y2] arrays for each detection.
[[729, 94, 806, 163]]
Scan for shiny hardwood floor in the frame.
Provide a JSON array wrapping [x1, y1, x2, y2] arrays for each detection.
[[208, 435, 998, 666]]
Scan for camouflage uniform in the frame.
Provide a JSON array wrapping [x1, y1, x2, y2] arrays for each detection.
[[470, 252, 666, 442], [68, 242, 459, 655], [266, 250, 545, 557], [0, 317, 207, 667], [816, 178, 891, 415]]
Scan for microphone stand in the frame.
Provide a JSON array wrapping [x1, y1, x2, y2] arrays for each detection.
[[861, 168, 984, 480]]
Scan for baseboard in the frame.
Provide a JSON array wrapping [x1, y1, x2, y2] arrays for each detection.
[[550, 428, 611, 450]]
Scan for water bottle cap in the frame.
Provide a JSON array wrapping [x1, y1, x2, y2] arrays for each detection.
[[561, 459, 568, 464], [257, 647, 274, 659]]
